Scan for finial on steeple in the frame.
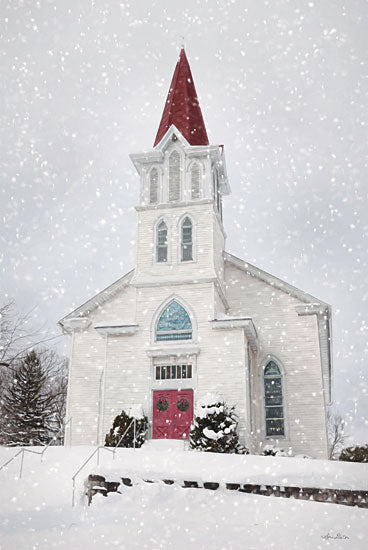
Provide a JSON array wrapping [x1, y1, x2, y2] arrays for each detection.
[[154, 48, 209, 147], [179, 35, 185, 49]]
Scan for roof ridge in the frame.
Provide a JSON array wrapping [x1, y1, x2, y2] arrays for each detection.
[[58, 269, 135, 324], [224, 251, 329, 306]]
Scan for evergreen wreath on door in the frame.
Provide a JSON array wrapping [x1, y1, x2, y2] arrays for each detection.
[[177, 398, 190, 411], [157, 397, 169, 411]]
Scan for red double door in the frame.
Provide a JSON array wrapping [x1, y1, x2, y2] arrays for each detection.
[[152, 389, 193, 440]]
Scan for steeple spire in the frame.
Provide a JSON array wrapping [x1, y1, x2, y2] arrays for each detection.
[[154, 48, 209, 147]]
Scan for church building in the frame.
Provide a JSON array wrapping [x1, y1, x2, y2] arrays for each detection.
[[59, 49, 332, 458]]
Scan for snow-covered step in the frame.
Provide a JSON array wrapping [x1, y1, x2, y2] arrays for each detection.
[[86, 473, 368, 508], [140, 439, 186, 453]]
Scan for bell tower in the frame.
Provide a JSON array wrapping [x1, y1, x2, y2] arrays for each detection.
[[130, 49, 230, 299]]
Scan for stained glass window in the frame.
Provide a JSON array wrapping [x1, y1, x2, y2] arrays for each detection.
[[264, 361, 281, 376], [264, 360, 285, 436], [156, 300, 192, 341], [181, 217, 193, 262], [156, 220, 168, 263]]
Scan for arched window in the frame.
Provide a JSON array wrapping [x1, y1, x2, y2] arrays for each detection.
[[181, 217, 193, 262], [263, 360, 285, 437], [156, 300, 192, 341], [156, 220, 168, 263], [191, 162, 200, 199], [169, 151, 180, 202], [149, 168, 158, 204]]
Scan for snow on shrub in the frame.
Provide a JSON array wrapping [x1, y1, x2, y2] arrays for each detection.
[[128, 404, 145, 420], [105, 407, 148, 448], [190, 393, 248, 454], [339, 444, 368, 463], [261, 445, 292, 457]]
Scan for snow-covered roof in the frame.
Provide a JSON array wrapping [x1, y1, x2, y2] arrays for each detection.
[[225, 252, 332, 404], [225, 252, 330, 308], [58, 269, 134, 329], [94, 320, 138, 336]]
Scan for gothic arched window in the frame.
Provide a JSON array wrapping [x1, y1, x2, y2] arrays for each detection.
[[156, 300, 192, 341], [149, 168, 158, 204], [263, 360, 285, 437], [191, 162, 200, 199], [169, 151, 181, 202], [181, 217, 193, 262], [156, 220, 168, 263]]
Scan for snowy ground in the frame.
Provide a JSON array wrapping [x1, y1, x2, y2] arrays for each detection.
[[0, 442, 367, 550]]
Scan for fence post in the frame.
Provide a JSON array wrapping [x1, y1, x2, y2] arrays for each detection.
[[69, 418, 73, 447], [97, 447, 100, 466], [19, 450, 25, 479], [133, 419, 136, 450], [72, 477, 76, 507]]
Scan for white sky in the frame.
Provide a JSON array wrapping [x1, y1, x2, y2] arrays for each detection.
[[1, 0, 367, 441]]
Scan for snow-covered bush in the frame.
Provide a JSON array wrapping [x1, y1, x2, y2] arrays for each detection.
[[105, 406, 148, 448], [339, 444, 368, 463], [189, 393, 247, 454], [261, 445, 292, 457]]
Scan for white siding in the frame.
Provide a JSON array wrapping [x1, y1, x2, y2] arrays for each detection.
[[225, 262, 329, 458], [64, 133, 328, 459]]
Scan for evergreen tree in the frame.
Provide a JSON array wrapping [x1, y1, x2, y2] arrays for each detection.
[[339, 444, 368, 463], [190, 393, 247, 454], [105, 407, 148, 448], [1, 350, 57, 446]]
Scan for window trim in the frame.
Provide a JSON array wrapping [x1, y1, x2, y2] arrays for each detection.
[[155, 300, 193, 342], [181, 216, 193, 262], [154, 218, 169, 264], [259, 356, 287, 440], [152, 296, 196, 345], [155, 363, 193, 381], [178, 213, 196, 264]]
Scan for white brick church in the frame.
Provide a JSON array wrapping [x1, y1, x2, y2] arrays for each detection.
[[59, 49, 332, 458]]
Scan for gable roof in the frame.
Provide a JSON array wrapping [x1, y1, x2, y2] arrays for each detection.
[[58, 269, 134, 327], [225, 252, 332, 404], [154, 48, 209, 147], [225, 252, 330, 308]]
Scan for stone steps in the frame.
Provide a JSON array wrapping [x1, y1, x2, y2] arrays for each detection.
[[87, 473, 368, 508]]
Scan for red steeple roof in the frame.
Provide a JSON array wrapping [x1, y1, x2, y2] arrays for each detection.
[[154, 48, 209, 147]]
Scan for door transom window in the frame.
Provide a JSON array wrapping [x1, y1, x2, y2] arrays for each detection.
[[155, 364, 192, 380]]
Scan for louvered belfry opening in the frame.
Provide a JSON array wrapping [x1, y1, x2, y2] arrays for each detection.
[[149, 168, 158, 204], [191, 162, 200, 199], [168, 151, 181, 202]]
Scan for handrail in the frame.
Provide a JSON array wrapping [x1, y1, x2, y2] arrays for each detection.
[[40, 416, 73, 460], [113, 418, 134, 450], [71, 446, 114, 507], [71, 418, 144, 506], [0, 417, 72, 478]]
